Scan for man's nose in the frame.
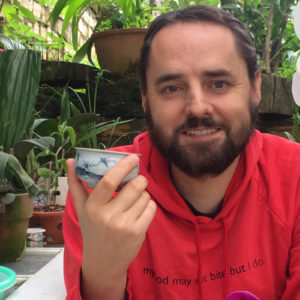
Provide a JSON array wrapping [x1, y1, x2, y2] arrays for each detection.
[[185, 84, 213, 117]]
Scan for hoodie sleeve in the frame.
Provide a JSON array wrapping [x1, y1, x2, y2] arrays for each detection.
[[280, 180, 300, 299], [63, 190, 84, 300], [62, 142, 139, 299], [63, 189, 131, 300]]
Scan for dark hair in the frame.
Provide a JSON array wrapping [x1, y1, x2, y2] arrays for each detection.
[[140, 5, 258, 93]]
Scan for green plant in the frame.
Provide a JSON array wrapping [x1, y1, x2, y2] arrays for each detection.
[[49, 0, 157, 63], [0, 0, 40, 48], [0, 37, 43, 203], [162, 0, 220, 9], [0, 46, 41, 152], [15, 74, 132, 205], [0, 152, 42, 203], [284, 104, 300, 142], [97, 0, 155, 30], [219, 0, 299, 76], [0, 0, 76, 61]]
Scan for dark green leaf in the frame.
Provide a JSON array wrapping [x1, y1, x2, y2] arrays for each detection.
[[49, 0, 70, 28], [72, 38, 93, 63], [0, 49, 41, 152]]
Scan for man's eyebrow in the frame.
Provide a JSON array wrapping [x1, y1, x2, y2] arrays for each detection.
[[203, 69, 234, 78], [154, 73, 183, 86]]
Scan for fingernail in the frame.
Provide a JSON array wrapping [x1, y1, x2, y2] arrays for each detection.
[[127, 154, 139, 163]]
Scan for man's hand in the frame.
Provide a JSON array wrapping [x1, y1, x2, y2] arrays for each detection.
[[67, 154, 157, 300]]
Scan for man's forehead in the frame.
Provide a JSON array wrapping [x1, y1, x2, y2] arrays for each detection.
[[147, 22, 244, 79], [151, 21, 234, 45], [148, 21, 238, 63]]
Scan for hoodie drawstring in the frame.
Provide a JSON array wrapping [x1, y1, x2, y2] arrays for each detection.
[[223, 217, 230, 298], [195, 220, 203, 300]]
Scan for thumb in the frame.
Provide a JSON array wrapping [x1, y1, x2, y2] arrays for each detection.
[[67, 158, 89, 215]]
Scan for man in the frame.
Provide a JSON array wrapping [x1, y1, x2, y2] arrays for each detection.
[[63, 5, 300, 300]]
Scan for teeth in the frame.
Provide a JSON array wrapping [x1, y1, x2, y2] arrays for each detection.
[[186, 128, 218, 136]]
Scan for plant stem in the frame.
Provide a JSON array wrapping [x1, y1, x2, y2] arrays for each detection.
[[47, 161, 52, 206], [265, 2, 274, 74], [274, 0, 292, 74]]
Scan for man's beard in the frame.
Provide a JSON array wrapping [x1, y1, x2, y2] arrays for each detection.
[[144, 99, 258, 178]]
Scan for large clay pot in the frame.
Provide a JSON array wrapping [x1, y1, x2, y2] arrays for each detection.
[[0, 193, 33, 263], [92, 28, 147, 78], [29, 206, 64, 244]]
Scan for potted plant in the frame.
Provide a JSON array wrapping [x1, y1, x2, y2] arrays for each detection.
[[18, 80, 133, 244], [0, 152, 43, 263], [49, 0, 157, 77], [0, 40, 42, 262], [90, 0, 154, 78]]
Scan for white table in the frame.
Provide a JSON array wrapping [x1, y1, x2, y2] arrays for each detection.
[[6, 248, 66, 300]]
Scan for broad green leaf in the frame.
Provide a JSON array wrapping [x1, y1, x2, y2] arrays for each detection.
[[14, 136, 55, 159], [67, 126, 76, 146], [72, 38, 93, 63], [71, 16, 79, 50], [2, 4, 18, 21], [62, 0, 90, 37], [0, 49, 41, 152], [49, 0, 70, 28], [18, 6, 37, 21], [38, 167, 55, 178], [33, 119, 58, 136]]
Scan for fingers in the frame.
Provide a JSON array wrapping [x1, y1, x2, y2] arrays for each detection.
[[109, 175, 148, 213], [136, 200, 157, 232], [90, 154, 140, 205], [67, 159, 89, 213], [118, 190, 151, 220]]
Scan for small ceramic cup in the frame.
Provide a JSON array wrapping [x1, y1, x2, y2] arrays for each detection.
[[74, 147, 140, 188]]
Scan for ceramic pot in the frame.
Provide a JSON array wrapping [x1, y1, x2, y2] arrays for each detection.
[[29, 206, 64, 244], [0, 193, 33, 263], [92, 28, 147, 78]]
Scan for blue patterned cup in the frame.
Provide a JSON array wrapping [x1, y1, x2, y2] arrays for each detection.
[[74, 147, 140, 188]]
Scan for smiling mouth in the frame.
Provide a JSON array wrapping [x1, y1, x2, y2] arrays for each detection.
[[182, 128, 220, 136]]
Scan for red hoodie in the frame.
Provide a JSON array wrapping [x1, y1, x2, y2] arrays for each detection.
[[63, 130, 300, 299]]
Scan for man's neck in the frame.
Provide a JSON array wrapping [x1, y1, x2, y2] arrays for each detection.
[[170, 156, 240, 215]]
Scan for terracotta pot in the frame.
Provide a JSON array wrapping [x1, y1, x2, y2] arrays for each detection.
[[0, 193, 33, 263], [92, 28, 147, 78], [29, 206, 64, 244]]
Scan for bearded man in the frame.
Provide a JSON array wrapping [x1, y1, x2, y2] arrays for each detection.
[[63, 5, 300, 300]]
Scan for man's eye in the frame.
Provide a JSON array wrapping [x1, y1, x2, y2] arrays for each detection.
[[165, 86, 178, 93], [213, 81, 226, 89]]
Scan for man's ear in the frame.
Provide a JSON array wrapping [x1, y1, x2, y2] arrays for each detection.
[[251, 70, 261, 106]]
